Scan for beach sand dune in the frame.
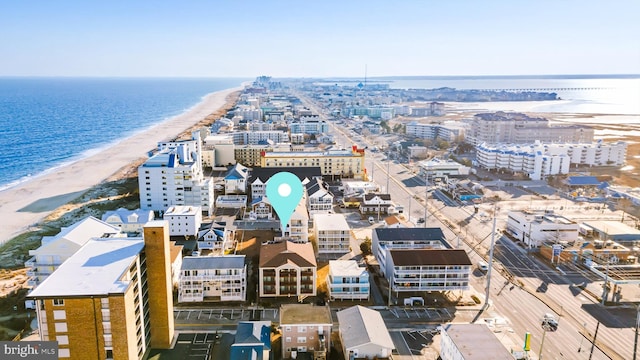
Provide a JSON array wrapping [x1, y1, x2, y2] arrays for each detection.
[[0, 86, 243, 245]]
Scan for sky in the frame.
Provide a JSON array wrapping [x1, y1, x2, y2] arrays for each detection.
[[1, 1, 639, 78]]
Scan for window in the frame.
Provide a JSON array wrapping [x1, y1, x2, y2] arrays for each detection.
[[53, 310, 66, 320], [54, 322, 68, 332], [58, 349, 70, 358], [106, 350, 113, 359], [53, 299, 64, 306], [56, 335, 69, 345], [285, 337, 291, 343], [297, 337, 306, 343], [298, 326, 306, 333]]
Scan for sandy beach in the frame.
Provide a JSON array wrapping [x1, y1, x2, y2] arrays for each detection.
[[0, 85, 243, 245]]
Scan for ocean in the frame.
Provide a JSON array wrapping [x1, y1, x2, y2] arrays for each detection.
[[0, 77, 248, 192], [0, 75, 637, 192]]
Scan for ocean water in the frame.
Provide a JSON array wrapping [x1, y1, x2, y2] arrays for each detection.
[[0, 77, 248, 191], [324, 75, 640, 115]]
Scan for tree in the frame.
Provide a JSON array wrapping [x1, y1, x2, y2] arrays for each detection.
[[360, 236, 372, 256], [380, 120, 391, 133]]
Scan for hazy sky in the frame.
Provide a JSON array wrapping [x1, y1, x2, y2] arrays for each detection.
[[1, 1, 638, 77]]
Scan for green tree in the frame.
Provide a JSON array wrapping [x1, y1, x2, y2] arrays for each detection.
[[360, 236, 372, 255]]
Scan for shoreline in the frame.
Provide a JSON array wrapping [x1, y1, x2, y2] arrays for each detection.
[[0, 84, 244, 245]]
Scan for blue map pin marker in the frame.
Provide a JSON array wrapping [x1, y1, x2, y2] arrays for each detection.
[[266, 172, 304, 234]]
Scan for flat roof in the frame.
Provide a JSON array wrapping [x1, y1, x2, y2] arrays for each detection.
[[390, 249, 472, 266], [443, 324, 513, 360], [583, 220, 640, 236], [280, 304, 332, 325], [329, 260, 367, 277], [28, 238, 144, 298], [314, 214, 349, 231], [181, 255, 246, 270]]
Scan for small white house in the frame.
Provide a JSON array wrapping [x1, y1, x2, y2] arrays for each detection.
[[337, 306, 394, 359], [164, 205, 203, 238]]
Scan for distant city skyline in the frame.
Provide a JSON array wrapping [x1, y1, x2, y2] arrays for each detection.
[[1, 0, 639, 77]]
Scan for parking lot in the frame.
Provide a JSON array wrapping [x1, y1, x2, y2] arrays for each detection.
[[147, 332, 233, 360]]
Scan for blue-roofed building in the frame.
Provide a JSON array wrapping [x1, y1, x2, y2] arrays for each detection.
[[566, 176, 601, 187], [225, 163, 250, 194], [230, 321, 272, 360]]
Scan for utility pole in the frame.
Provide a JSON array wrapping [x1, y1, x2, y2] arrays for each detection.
[[483, 209, 498, 311], [589, 322, 600, 360], [386, 149, 390, 194], [634, 305, 640, 360]]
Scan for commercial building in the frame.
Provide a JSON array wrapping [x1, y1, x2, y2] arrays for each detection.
[[314, 214, 350, 256], [138, 141, 214, 215], [280, 304, 332, 359], [289, 116, 329, 134], [27, 221, 175, 360], [326, 260, 369, 301], [178, 255, 246, 303], [337, 306, 394, 359], [259, 241, 317, 298], [417, 158, 471, 179], [506, 211, 580, 248], [260, 146, 366, 179], [440, 324, 514, 360], [232, 130, 289, 145], [406, 121, 464, 142], [466, 112, 594, 145]]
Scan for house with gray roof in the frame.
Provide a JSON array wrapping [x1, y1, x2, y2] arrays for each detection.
[[337, 306, 394, 359], [101, 208, 155, 234]]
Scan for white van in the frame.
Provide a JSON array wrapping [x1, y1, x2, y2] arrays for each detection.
[[478, 260, 489, 272]]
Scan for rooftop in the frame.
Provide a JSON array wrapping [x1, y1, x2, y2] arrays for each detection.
[[375, 228, 446, 243], [181, 255, 246, 270], [314, 214, 349, 231], [259, 241, 316, 268], [390, 249, 472, 266], [280, 304, 332, 325], [329, 260, 367, 277], [337, 306, 394, 350], [443, 324, 513, 360], [28, 237, 145, 298]]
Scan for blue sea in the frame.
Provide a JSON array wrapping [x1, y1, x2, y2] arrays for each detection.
[[0, 77, 248, 192]]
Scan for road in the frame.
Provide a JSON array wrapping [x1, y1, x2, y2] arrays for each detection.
[[296, 91, 640, 359]]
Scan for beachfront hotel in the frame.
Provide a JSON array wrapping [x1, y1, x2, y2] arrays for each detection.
[[260, 146, 366, 179], [476, 140, 627, 180], [138, 140, 214, 215], [27, 221, 175, 360]]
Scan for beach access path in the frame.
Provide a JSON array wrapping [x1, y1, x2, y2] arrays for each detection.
[[0, 85, 243, 245]]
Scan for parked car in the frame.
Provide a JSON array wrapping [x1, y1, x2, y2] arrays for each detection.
[[417, 217, 425, 224]]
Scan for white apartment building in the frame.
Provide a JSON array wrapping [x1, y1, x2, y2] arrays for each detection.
[[235, 107, 264, 121], [232, 131, 289, 145], [25, 216, 124, 288], [372, 228, 448, 275], [406, 121, 465, 142], [285, 201, 309, 242], [246, 122, 275, 131], [466, 112, 594, 145], [178, 255, 246, 302], [476, 141, 626, 180], [385, 249, 472, 294], [139, 142, 214, 215], [506, 211, 579, 248], [306, 178, 334, 215], [326, 261, 369, 301], [164, 205, 202, 238], [101, 208, 155, 234], [289, 116, 329, 134], [314, 214, 350, 256]]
